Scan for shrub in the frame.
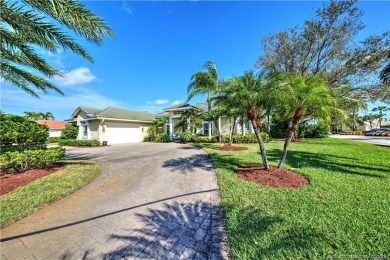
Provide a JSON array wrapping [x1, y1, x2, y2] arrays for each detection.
[[58, 139, 100, 147], [155, 133, 170, 143], [0, 113, 49, 149], [0, 147, 65, 174], [60, 124, 78, 139], [179, 130, 196, 142], [48, 137, 61, 143], [143, 135, 156, 142], [193, 135, 218, 143], [298, 123, 329, 138]]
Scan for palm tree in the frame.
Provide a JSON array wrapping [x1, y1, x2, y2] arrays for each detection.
[[1, 0, 115, 97], [175, 109, 200, 134], [23, 111, 41, 120], [214, 78, 245, 146], [372, 106, 389, 128], [218, 71, 271, 169], [148, 117, 168, 136], [40, 112, 55, 120], [188, 61, 219, 138], [276, 74, 339, 169]]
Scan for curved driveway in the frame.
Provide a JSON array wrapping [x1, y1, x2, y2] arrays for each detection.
[[1, 143, 229, 259]]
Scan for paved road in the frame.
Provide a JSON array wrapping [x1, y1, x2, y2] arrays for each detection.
[[330, 134, 390, 146], [1, 143, 229, 259]]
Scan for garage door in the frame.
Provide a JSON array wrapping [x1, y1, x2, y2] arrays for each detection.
[[105, 122, 142, 144]]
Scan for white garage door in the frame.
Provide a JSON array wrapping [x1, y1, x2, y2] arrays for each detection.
[[105, 122, 142, 144]]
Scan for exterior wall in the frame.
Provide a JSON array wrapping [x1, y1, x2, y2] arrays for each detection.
[[89, 121, 100, 140], [49, 129, 62, 137], [140, 122, 152, 139]]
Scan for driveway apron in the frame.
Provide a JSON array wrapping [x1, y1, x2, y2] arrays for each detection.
[[1, 143, 230, 259]]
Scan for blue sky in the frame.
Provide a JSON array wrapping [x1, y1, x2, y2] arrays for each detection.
[[1, 1, 389, 120]]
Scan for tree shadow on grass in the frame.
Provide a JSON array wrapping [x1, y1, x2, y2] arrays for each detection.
[[267, 149, 388, 178], [221, 203, 330, 259]]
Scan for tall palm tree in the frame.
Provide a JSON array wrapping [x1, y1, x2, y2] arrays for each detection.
[[188, 61, 219, 137], [276, 74, 339, 168], [40, 112, 55, 120], [372, 106, 389, 128], [1, 0, 115, 97]]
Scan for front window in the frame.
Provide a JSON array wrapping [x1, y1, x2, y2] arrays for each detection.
[[83, 125, 88, 136], [166, 124, 170, 136], [203, 122, 210, 135]]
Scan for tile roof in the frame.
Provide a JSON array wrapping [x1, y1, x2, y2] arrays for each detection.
[[36, 120, 66, 129], [73, 106, 155, 122]]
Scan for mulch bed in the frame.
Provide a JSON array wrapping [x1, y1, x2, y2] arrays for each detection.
[[236, 165, 309, 188], [0, 165, 65, 196], [291, 139, 307, 143], [213, 145, 248, 151]]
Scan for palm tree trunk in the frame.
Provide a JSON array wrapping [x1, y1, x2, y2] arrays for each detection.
[[207, 92, 212, 138], [228, 116, 237, 146], [251, 119, 269, 170], [278, 109, 304, 169]]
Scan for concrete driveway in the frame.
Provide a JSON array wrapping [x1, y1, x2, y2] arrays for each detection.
[[1, 143, 229, 259], [330, 134, 390, 146]]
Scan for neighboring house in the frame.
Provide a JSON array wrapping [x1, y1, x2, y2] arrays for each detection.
[[160, 103, 255, 138], [36, 120, 65, 137], [66, 107, 154, 144]]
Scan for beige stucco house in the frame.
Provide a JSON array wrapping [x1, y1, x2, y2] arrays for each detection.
[[67, 103, 255, 144], [67, 106, 154, 144]]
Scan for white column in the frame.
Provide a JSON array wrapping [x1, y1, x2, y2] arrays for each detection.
[[218, 116, 221, 135], [187, 117, 191, 131], [169, 116, 173, 139]]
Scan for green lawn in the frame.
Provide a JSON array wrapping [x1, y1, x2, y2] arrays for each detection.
[[198, 138, 390, 259], [0, 161, 101, 227]]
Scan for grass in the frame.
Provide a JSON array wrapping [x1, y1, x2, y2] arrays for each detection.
[[0, 161, 101, 227], [197, 138, 390, 259]]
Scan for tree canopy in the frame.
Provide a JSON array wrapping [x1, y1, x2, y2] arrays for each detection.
[[0, 0, 115, 97]]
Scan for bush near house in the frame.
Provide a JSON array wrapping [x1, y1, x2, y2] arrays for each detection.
[[144, 133, 170, 143], [58, 139, 100, 147], [60, 124, 78, 139], [0, 147, 65, 174]]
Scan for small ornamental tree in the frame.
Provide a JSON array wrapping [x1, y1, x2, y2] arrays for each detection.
[[0, 113, 49, 149], [61, 124, 78, 140]]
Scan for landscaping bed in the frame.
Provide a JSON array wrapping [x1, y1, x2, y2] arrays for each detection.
[[0, 165, 65, 195], [198, 138, 390, 258], [0, 161, 101, 227]]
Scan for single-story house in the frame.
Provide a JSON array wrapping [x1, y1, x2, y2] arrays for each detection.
[[36, 120, 66, 137], [66, 106, 155, 144], [67, 104, 255, 144]]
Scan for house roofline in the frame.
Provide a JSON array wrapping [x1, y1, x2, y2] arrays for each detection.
[[81, 117, 153, 123]]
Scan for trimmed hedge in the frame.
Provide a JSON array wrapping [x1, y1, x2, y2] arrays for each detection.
[[58, 139, 100, 147], [0, 147, 65, 174], [48, 137, 61, 143]]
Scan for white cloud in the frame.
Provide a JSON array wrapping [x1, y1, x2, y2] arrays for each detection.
[[1, 84, 125, 119], [147, 99, 169, 105], [172, 100, 184, 105], [55, 67, 96, 87], [121, 1, 133, 15]]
